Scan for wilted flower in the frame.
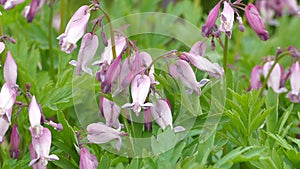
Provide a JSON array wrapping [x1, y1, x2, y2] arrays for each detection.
[[69, 32, 99, 75], [10, 124, 20, 159], [79, 147, 98, 169], [29, 127, 59, 168], [220, 1, 235, 38], [57, 5, 90, 54], [263, 61, 287, 93], [122, 74, 153, 115], [202, 1, 221, 37], [151, 99, 185, 132], [87, 122, 127, 151], [182, 52, 224, 78], [248, 65, 263, 91], [245, 3, 269, 41], [169, 59, 209, 95], [287, 61, 300, 102]]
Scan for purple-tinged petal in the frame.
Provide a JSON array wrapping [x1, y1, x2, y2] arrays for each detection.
[[3, 0, 24, 10], [70, 33, 98, 76], [287, 61, 300, 103], [282, 0, 299, 15], [28, 96, 41, 128], [80, 147, 98, 169], [151, 99, 173, 130], [263, 61, 287, 93], [220, 1, 235, 38], [4, 51, 17, 85], [144, 108, 152, 131], [183, 52, 224, 78], [0, 83, 16, 120], [24, 0, 46, 22], [10, 124, 20, 159], [202, 1, 221, 37], [0, 114, 11, 143], [248, 65, 262, 91], [87, 122, 127, 151], [102, 97, 121, 129], [245, 3, 269, 41], [57, 5, 90, 54], [236, 16, 245, 32], [189, 41, 206, 56]]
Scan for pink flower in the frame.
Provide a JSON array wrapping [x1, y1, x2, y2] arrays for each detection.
[[169, 60, 209, 95], [220, 1, 235, 38], [245, 3, 269, 41], [10, 124, 20, 159], [122, 74, 153, 115], [57, 5, 90, 54], [248, 65, 263, 91], [29, 127, 59, 168], [23, 0, 46, 22], [101, 96, 121, 129], [202, 1, 221, 37], [79, 147, 98, 169], [0, 82, 16, 123], [69, 33, 98, 75], [150, 99, 185, 132], [93, 35, 127, 66], [87, 122, 127, 151], [182, 52, 224, 78], [263, 61, 287, 93], [189, 41, 206, 57], [287, 61, 300, 102], [2, 0, 24, 10], [282, 0, 299, 15], [28, 96, 43, 138], [101, 55, 122, 94], [4, 51, 17, 85]]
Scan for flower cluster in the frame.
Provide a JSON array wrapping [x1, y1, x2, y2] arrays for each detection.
[[0, 46, 61, 168], [249, 47, 300, 103], [256, 0, 299, 26], [202, 0, 269, 45]]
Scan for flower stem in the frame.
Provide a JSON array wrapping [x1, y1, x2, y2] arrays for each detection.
[[98, 7, 117, 59], [49, 0, 55, 81], [59, 0, 65, 33], [258, 52, 291, 96], [223, 35, 229, 74]]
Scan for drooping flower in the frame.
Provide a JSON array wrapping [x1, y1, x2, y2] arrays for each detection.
[[1, 0, 24, 10], [28, 96, 43, 138], [101, 96, 121, 129], [256, 0, 278, 26], [282, 0, 299, 15], [248, 65, 263, 91], [79, 147, 98, 169], [10, 124, 20, 159], [182, 52, 224, 78], [122, 74, 153, 115], [150, 99, 185, 132], [287, 61, 300, 102], [93, 35, 127, 66], [169, 59, 209, 95], [69, 33, 99, 75], [202, 1, 221, 37], [57, 5, 90, 54], [4, 51, 17, 85], [220, 1, 235, 38], [263, 61, 287, 93], [245, 3, 269, 41], [23, 0, 46, 22], [87, 122, 127, 151], [29, 127, 59, 168]]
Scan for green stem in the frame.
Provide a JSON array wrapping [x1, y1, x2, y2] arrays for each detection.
[[59, 0, 65, 33], [223, 35, 229, 74], [258, 52, 291, 97], [49, 0, 55, 81], [98, 7, 117, 59]]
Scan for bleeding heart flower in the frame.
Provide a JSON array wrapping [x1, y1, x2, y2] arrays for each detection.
[[79, 147, 98, 169]]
